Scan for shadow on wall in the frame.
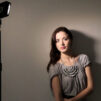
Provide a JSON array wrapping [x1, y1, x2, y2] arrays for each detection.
[[70, 30, 101, 101]]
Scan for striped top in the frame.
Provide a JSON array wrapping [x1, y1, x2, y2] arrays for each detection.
[[48, 54, 91, 97]]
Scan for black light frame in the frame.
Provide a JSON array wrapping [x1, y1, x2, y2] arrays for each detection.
[[0, 1, 11, 100]]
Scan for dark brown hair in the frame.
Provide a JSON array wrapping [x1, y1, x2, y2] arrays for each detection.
[[47, 26, 73, 72]]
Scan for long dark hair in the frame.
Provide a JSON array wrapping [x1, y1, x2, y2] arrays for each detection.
[[47, 26, 73, 72]]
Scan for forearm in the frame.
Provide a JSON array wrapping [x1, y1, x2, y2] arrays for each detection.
[[71, 87, 93, 101], [54, 93, 64, 101], [51, 76, 65, 101], [55, 97, 64, 101]]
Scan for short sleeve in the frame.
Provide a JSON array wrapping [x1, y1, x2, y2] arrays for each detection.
[[81, 54, 91, 68], [48, 64, 60, 80], [48, 64, 60, 89]]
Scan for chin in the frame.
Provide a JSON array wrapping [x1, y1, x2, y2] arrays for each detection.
[[60, 49, 68, 53]]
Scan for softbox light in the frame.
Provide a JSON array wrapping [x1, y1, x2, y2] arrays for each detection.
[[0, 1, 11, 18]]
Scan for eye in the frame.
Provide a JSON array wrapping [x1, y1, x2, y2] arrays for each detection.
[[56, 39, 59, 42], [63, 37, 68, 40]]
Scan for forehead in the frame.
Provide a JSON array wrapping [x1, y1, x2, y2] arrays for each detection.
[[56, 31, 68, 39]]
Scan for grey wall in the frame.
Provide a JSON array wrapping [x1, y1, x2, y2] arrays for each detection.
[[1, 0, 101, 101]]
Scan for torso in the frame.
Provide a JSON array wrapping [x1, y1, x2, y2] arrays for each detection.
[[55, 54, 87, 96], [49, 53, 89, 96]]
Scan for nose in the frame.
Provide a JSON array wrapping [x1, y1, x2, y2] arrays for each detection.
[[60, 40, 64, 45]]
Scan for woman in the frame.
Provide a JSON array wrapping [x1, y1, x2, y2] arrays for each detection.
[[47, 26, 93, 101]]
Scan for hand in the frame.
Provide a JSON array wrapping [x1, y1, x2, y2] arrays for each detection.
[[64, 98, 74, 101], [64, 98, 80, 101]]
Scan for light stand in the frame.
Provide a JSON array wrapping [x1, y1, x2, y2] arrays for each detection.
[[0, 1, 11, 100]]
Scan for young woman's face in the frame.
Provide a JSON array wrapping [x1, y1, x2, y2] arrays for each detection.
[[55, 31, 71, 53]]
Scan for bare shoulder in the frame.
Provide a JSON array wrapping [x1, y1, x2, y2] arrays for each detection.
[[56, 59, 62, 64], [75, 54, 81, 59]]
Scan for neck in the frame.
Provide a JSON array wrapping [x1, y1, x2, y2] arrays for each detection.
[[60, 52, 74, 60]]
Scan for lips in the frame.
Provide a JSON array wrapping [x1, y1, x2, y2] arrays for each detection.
[[60, 46, 66, 49]]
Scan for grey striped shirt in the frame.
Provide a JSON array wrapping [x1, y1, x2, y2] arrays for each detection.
[[48, 54, 91, 96]]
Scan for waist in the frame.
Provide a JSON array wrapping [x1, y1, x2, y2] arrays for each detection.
[[63, 94, 74, 99]]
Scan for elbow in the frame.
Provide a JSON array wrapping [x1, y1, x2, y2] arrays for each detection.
[[89, 87, 93, 92], [87, 81, 94, 93], [87, 85, 94, 94]]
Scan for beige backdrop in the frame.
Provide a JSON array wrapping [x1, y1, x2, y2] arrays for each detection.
[[1, 0, 101, 101]]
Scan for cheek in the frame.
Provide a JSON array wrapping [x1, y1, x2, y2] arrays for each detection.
[[65, 41, 70, 46], [56, 43, 58, 48], [56, 43, 60, 49]]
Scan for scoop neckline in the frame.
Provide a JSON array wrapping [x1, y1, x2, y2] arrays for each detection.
[[57, 54, 81, 67]]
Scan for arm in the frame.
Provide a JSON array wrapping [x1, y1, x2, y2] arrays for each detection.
[[70, 65, 94, 101], [51, 76, 64, 101]]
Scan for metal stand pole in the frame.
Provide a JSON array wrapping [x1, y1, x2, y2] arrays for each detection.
[[0, 19, 2, 101]]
